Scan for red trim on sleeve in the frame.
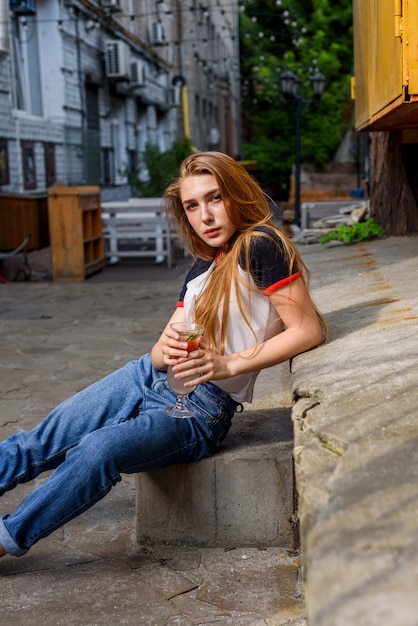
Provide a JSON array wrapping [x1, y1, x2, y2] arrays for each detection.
[[263, 270, 302, 295], [176, 301, 184, 308]]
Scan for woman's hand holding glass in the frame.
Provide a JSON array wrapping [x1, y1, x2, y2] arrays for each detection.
[[165, 322, 206, 418], [161, 319, 235, 388], [164, 323, 204, 376]]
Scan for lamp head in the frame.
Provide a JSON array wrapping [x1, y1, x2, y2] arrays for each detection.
[[311, 70, 326, 99], [280, 70, 299, 100]]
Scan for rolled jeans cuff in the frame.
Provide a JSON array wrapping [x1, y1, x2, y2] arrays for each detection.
[[0, 516, 28, 557]]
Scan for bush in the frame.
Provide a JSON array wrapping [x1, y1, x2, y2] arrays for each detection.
[[319, 218, 386, 245], [127, 141, 193, 197]]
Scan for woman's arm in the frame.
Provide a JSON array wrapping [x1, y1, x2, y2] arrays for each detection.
[[224, 277, 323, 376], [171, 277, 322, 386]]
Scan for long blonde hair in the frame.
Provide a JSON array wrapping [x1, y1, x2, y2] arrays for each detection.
[[164, 151, 328, 351]]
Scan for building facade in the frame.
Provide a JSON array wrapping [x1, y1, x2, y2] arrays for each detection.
[[0, 0, 241, 199]]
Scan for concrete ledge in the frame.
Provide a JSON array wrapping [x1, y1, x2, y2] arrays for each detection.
[[291, 237, 418, 626], [136, 406, 296, 548]]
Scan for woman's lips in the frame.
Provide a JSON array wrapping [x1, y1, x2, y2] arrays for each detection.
[[205, 228, 220, 238]]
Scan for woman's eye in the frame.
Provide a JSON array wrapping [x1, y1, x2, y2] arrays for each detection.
[[211, 194, 222, 202]]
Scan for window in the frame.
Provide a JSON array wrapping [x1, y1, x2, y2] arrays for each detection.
[[127, 149, 137, 174], [102, 148, 114, 185], [0, 139, 10, 185], [85, 85, 100, 131], [44, 143, 56, 187], [136, 104, 148, 155], [11, 15, 43, 116], [21, 140, 37, 190]]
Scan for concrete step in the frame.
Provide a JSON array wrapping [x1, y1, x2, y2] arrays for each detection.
[[135, 365, 297, 548]]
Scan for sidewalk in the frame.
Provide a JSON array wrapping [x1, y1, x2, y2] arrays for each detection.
[[1, 235, 417, 625], [0, 255, 305, 625]]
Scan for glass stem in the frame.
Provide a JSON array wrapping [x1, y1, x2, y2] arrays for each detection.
[[175, 395, 186, 410]]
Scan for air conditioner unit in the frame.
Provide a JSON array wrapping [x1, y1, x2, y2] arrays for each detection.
[[150, 22, 165, 45], [105, 40, 130, 80], [129, 60, 145, 87], [101, 0, 122, 11], [9, 0, 36, 15]]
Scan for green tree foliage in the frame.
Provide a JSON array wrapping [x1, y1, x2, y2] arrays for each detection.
[[239, 0, 354, 195], [126, 140, 193, 197]]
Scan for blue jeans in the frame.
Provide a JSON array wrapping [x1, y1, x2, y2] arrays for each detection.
[[0, 354, 238, 556]]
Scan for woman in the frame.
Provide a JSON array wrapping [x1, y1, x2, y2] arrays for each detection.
[[0, 152, 327, 558]]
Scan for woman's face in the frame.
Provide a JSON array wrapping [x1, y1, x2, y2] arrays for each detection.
[[180, 174, 237, 249]]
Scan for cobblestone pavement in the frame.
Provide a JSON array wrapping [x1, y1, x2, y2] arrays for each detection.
[[0, 256, 306, 625]]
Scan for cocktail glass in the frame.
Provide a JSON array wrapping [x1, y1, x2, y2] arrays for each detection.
[[166, 322, 205, 418]]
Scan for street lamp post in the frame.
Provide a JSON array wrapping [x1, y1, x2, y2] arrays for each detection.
[[280, 70, 326, 228]]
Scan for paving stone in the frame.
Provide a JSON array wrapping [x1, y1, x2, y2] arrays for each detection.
[[0, 263, 305, 624]]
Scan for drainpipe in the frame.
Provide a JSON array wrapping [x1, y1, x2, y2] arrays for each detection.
[[172, 74, 199, 153], [233, 0, 243, 158], [181, 85, 199, 153], [74, 14, 86, 129], [181, 84, 191, 143], [15, 117, 24, 191]]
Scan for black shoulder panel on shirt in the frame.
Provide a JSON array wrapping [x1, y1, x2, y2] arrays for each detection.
[[240, 228, 292, 290], [178, 258, 213, 303]]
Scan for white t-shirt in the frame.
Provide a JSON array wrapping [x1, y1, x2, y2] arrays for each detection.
[[176, 229, 301, 402]]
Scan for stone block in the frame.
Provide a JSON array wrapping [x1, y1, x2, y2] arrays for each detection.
[[135, 408, 295, 548]]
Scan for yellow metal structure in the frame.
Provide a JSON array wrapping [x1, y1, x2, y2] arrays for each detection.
[[181, 85, 200, 154], [353, 0, 418, 131]]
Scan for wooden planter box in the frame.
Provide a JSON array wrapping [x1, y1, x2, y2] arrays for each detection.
[[0, 192, 49, 251]]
